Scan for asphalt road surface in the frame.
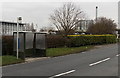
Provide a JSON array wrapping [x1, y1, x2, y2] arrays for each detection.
[[2, 44, 119, 78]]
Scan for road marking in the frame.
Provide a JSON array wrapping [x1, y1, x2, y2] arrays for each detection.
[[116, 54, 120, 57], [82, 52, 86, 53], [49, 70, 75, 78], [89, 58, 110, 67]]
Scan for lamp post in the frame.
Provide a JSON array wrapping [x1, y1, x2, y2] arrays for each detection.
[[17, 17, 22, 59]]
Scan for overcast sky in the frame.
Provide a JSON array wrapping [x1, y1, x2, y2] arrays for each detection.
[[1, 1, 119, 30]]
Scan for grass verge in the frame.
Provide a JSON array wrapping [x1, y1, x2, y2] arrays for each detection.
[[46, 46, 93, 57], [0, 55, 24, 66], [1, 46, 93, 66]]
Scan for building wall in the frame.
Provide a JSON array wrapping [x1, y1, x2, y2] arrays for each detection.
[[75, 20, 93, 32], [1, 21, 26, 36]]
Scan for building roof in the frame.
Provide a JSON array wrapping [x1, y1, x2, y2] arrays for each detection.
[[0, 21, 25, 25]]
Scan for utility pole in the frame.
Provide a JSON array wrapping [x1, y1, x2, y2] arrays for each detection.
[[96, 6, 98, 22], [17, 17, 22, 59]]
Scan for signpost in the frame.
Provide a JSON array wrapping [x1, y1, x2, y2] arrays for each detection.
[[17, 17, 22, 59]]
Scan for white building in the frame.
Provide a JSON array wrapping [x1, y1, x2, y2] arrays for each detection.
[[75, 20, 93, 32], [1, 21, 27, 35]]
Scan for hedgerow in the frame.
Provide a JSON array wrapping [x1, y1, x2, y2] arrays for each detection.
[[68, 35, 116, 47]]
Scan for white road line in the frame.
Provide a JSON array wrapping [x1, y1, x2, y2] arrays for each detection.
[[82, 52, 86, 53], [89, 58, 110, 67], [49, 70, 75, 78], [116, 54, 120, 57]]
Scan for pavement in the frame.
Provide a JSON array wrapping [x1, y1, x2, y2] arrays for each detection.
[[2, 44, 119, 78], [25, 57, 50, 63]]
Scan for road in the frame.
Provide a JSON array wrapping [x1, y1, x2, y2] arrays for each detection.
[[2, 44, 119, 78]]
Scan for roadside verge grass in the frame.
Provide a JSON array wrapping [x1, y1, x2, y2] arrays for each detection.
[[1, 46, 93, 66], [0, 55, 24, 66], [46, 46, 93, 57]]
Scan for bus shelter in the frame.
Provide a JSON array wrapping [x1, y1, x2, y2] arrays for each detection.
[[13, 32, 46, 59]]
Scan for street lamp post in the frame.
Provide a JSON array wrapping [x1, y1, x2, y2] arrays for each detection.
[[96, 6, 98, 22], [17, 17, 22, 59]]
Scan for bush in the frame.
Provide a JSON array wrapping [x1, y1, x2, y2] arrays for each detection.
[[47, 35, 66, 48], [68, 35, 116, 47]]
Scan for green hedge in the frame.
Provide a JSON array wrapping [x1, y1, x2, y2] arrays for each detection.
[[47, 35, 66, 48], [2, 35, 117, 56], [68, 35, 116, 47]]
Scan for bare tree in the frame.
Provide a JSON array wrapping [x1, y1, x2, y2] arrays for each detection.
[[47, 26, 55, 33], [30, 23, 36, 32], [50, 3, 85, 36], [40, 27, 47, 32], [40, 26, 55, 34], [87, 17, 117, 34], [25, 23, 31, 31], [25, 23, 36, 32]]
